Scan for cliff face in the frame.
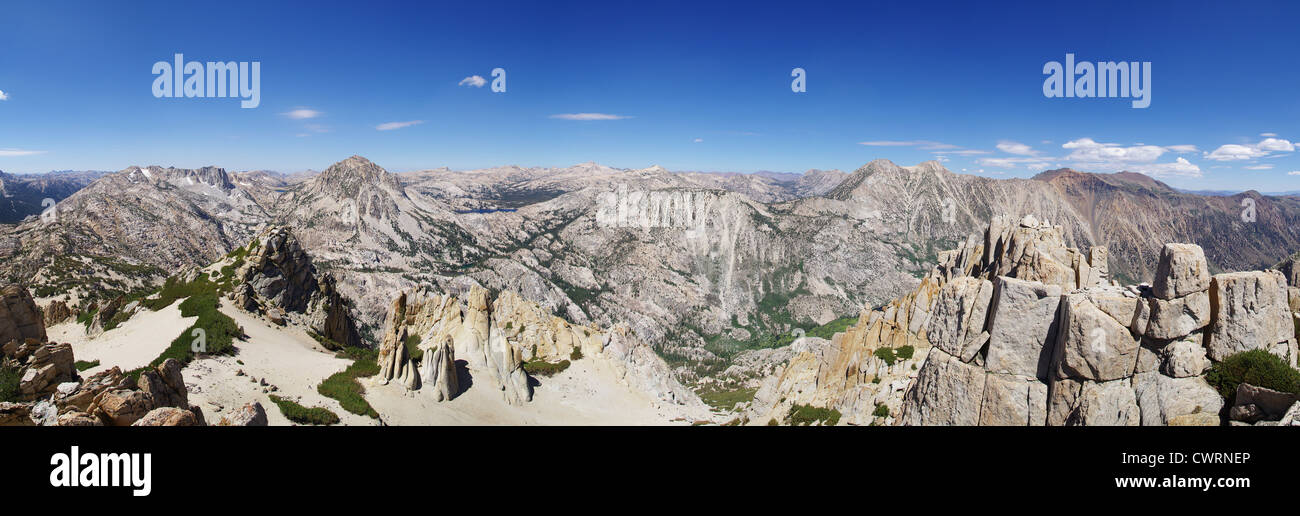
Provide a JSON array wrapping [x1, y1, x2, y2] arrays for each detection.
[[374, 285, 709, 415], [751, 214, 1299, 426]]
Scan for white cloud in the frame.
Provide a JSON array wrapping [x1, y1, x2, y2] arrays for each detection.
[[934, 149, 991, 156], [977, 156, 1052, 169], [375, 120, 424, 131], [1204, 137, 1295, 161], [1289, 171, 1300, 176], [1244, 164, 1274, 170], [549, 113, 631, 121], [0, 148, 44, 157], [858, 140, 958, 150], [458, 75, 487, 87], [1060, 138, 1201, 177], [995, 140, 1038, 156], [1262, 132, 1279, 137], [0, 90, 8, 101], [282, 108, 322, 120], [693, 138, 703, 143], [1165, 144, 1198, 153]]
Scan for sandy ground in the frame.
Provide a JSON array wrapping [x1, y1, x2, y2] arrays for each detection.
[[48, 300, 196, 376], [181, 305, 377, 426], [365, 353, 692, 425], [51, 298, 694, 426]]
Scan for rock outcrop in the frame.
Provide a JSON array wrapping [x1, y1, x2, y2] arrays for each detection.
[[755, 214, 1299, 426], [219, 402, 269, 426], [228, 226, 362, 348], [0, 285, 46, 346], [374, 285, 705, 413]]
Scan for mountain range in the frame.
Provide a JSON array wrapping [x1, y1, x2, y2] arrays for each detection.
[[3, 156, 1299, 392]]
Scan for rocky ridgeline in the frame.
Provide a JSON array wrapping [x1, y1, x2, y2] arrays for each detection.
[[374, 285, 709, 415], [227, 226, 362, 348], [751, 214, 1300, 426], [0, 285, 236, 426]]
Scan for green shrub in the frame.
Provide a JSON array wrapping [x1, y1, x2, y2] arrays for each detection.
[[1206, 349, 1300, 403], [873, 347, 897, 366], [74, 360, 100, 372], [403, 333, 422, 362], [896, 345, 915, 360], [318, 355, 381, 419], [873, 403, 890, 418], [0, 365, 21, 402], [268, 394, 340, 425], [698, 387, 757, 411], [788, 404, 842, 426], [523, 359, 570, 377], [570, 346, 583, 361]]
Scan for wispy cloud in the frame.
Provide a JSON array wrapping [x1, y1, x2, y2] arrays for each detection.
[[995, 140, 1039, 156], [1244, 164, 1274, 170], [0, 90, 8, 101], [1262, 132, 1278, 137], [376, 120, 424, 131], [693, 138, 703, 143], [282, 108, 322, 120], [550, 113, 631, 121], [858, 140, 958, 150], [1289, 171, 1300, 176], [458, 75, 486, 87], [1204, 137, 1294, 161], [1165, 144, 1199, 153], [0, 148, 44, 157]]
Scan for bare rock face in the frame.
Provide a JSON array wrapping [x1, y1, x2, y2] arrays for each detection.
[[377, 326, 420, 391], [925, 276, 993, 360], [1160, 337, 1210, 378], [0, 402, 34, 426], [1231, 383, 1299, 422], [234, 226, 361, 349], [136, 358, 189, 409], [1206, 270, 1296, 363], [0, 284, 46, 346], [486, 324, 531, 406], [421, 336, 459, 402], [375, 293, 421, 391], [978, 373, 1047, 426], [1131, 372, 1223, 426], [55, 411, 103, 426], [899, 349, 987, 425], [42, 300, 73, 326], [985, 277, 1062, 379], [17, 342, 76, 398], [54, 366, 133, 411], [1151, 243, 1211, 300], [1053, 293, 1141, 382], [1145, 291, 1210, 340], [132, 407, 201, 426], [88, 389, 156, 426], [220, 402, 269, 426], [1069, 379, 1141, 426]]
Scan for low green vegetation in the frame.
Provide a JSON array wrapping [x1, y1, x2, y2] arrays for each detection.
[[570, 345, 583, 361], [403, 333, 423, 362], [1206, 349, 1300, 403], [74, 360, 100, 372], [698, 386, 757, 412], [307, 331, 344, 352], [896, 345, 915, 361], [126, 277, 243, 380], [523, 359, 571, 377], [874, 347, 897, 366], [0, 365, 21, 403], [318, 348, 380, 419], [268, 394, 340, 425], [788, 404, 842, 426], [873, 403, 890, 418]]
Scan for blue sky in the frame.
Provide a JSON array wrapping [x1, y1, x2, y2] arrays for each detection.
[[1, 0, 1298, 191]]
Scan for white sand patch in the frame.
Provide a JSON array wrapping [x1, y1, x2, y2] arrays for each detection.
[[181, 305, 376, 426], [365, 354, 694, 425], [49, 300, 196, 376]]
